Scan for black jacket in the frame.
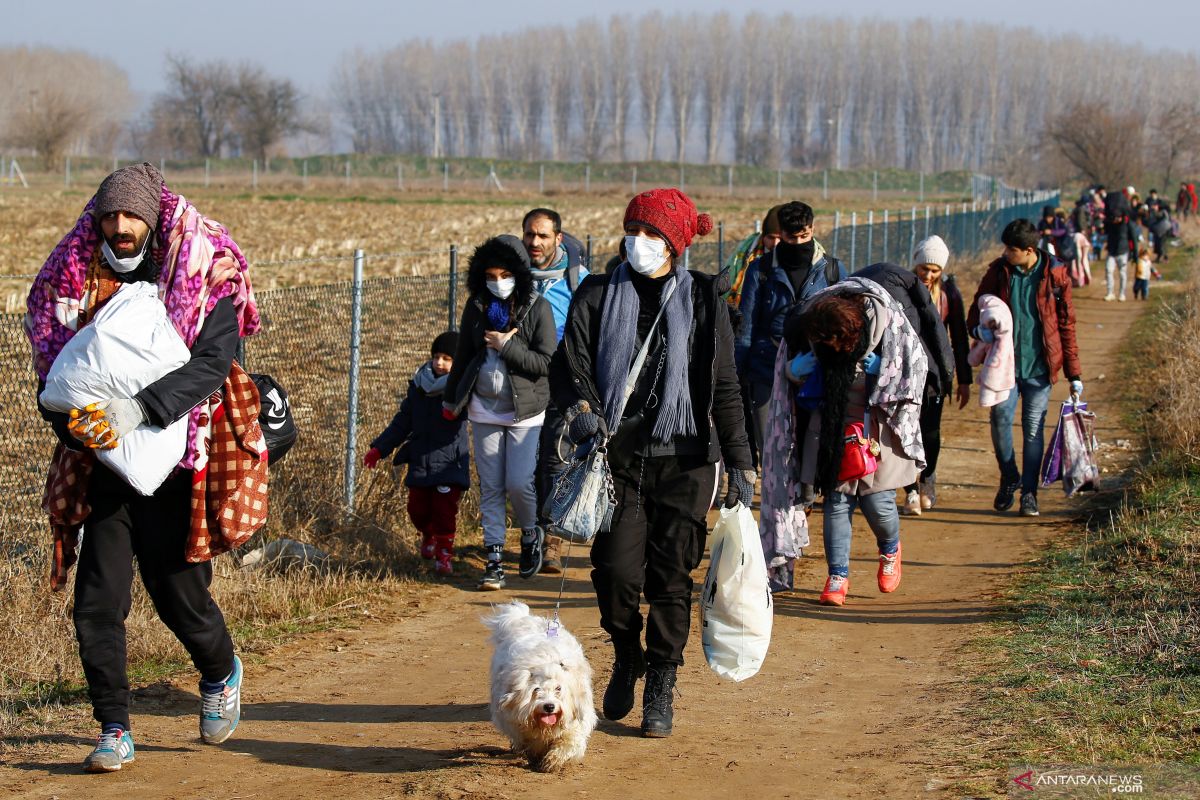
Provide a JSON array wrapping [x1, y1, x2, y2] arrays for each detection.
[[852, 263, 955, 395], [371, 364, 470, 488], [39, 294, 239, 450], [444, 235, 557, 421], [549, 268, 752, 470], [941, 275, 973, 389]]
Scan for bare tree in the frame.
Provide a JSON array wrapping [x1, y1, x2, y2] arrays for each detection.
[[230, 65, 302, 162], [635, 12, 666, 161], [607, 18, 633, 161], [0, 46, 131, 168], [665, 16, 700, 164], [154, 57, 238, 158], [1154, 103, 1200, 191], [574, 20, 609, 160], [699, 14, 733, 165], [1047, 102, 1146, 185]]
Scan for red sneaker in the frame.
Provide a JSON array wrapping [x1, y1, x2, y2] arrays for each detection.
[[878, 544, 902, 593], [420, 534, 436, 561], [819, 575, 849, 606], [434, 536, 454, 576]]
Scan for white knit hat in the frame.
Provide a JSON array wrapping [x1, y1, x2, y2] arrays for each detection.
[[912, 235, 950, 269]]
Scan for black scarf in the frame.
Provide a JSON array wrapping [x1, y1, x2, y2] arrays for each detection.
[[814, 324, 871, 495], [775, 240, 816, 293]]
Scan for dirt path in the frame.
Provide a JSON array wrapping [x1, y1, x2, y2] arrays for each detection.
[[0, 283, 1142, 799]]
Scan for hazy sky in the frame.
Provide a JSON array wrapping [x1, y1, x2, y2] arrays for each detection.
[[6, 0, 1198, 100]]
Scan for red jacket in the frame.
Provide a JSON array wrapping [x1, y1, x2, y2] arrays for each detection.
[[966, 252, 1082, 384]]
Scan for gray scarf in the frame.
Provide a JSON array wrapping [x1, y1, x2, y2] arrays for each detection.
[[530, 244, 567, 284], [596, 263, 696, 442], [412, 361, 449, 396]]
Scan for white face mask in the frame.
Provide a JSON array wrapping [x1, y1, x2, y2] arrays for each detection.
[[487, 277, 516, 300], [101, 235, 150, 274], [625, 235, 669, 276]]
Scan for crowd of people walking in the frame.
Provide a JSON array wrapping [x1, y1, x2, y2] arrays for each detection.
[[28, 162, 1185, 770]]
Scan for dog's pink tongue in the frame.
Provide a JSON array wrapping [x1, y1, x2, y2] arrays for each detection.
[[538, 713, 559, 726]]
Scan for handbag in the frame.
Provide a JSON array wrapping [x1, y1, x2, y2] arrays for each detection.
[[545, 277, 678, 542], [251, 373, 298, 464], [837, 414, 880, 482]]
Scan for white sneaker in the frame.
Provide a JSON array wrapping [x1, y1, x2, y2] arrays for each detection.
[[1118, 293, 1127, 301], [1104, 293, 1116, 301], [900, 489, 922, 516]]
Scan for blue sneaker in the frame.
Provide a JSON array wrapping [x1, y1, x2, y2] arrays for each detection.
[[83, 727, 135, 772], [200, 655, 243, 744]]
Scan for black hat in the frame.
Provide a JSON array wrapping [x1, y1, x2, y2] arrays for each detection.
[[431, 330, 459, 358]]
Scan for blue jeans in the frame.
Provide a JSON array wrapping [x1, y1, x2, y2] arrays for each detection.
[[988, 375, 1052, 496], [823, 491, 900, 578]]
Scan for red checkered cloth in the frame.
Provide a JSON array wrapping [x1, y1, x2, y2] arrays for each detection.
[[186, 363, 269, 563], [45, 447, 95, 591]]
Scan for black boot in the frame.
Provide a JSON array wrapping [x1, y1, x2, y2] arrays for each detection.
[[640, 664, 677, 738], [602, 639, 646, 721]]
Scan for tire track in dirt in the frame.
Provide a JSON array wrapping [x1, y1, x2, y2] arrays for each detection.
[[0, 283, 1142, 799]]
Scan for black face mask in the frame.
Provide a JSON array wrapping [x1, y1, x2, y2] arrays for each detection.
[[775, 240, 816, 269]]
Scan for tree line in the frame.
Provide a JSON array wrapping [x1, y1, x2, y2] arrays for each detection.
[[3, 15, 1199, 188]]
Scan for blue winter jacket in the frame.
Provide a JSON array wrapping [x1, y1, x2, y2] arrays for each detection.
[[371, 363, 470, 489], [735, 250, 847, 386], [535, 234, 590, 341]]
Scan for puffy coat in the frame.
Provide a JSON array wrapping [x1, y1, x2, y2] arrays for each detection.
[[444, 235, 557, 422], [966, 252, 1081, 384], [371, 363, 470, 488]]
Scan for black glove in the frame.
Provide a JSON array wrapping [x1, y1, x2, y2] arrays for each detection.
[[723, 468, 757, 509], [567, 410, 608, 444]]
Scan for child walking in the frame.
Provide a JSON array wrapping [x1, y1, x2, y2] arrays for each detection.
[[1133, 245, 1153, 300], [363, 330, 470, 575]]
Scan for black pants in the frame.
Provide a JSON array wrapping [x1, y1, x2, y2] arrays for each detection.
[[591, 454, 715, 666], [906, 380, 944, 492], [536, 404, 569, 529], [74, 465, 235, 730]]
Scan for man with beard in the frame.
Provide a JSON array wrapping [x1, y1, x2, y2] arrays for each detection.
[[520, 208, 589, 577], [735, 201, 846, 472], [27, 162, 259, 771]]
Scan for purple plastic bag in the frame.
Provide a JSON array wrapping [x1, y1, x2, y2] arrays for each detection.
[[1040, 401, 1087, 488], [1061, 404, 1100, 496]]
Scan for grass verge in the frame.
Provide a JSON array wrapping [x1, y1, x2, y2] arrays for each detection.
[[955, 240, 1200, 796]]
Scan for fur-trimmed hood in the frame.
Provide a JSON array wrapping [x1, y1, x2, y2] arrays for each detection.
[[468, 234, 535, 306]]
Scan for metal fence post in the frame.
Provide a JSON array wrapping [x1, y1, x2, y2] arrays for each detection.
[[539, 164, 545, 194], [302, 159, 308, 187], [344, 160, 351, 187], [344, 249, 365, 516], [448, 245, 459, 330], [823, 169, 829, 201], [832, 210, 841, 257], [727, 166, 733, 197], [850, 212, 857, 271], [883, 209, 890, 263], [717, 221, 725, 268], [910, 206, 917, 260], [586, 234, 593, 268], [867, 210, 874, 264], [925, 206, 931, 239], [632, 166, 638, 196]]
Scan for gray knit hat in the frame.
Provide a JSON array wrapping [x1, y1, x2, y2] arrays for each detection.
[[94, 161, 164, 230]]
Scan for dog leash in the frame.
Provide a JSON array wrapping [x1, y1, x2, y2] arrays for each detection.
[[545, 534, 573, 639]]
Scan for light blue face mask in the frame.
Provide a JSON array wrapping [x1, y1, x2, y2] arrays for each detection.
[[100, 235, 150, 273]]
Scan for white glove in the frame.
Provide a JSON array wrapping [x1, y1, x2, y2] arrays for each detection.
[[68, 398, 145, 450]]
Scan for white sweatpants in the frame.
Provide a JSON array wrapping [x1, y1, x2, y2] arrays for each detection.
[[1105, 252, 1129, 298], [471, 422, 541, 548]]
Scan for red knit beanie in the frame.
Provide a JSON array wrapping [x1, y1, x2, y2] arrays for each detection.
[[623, 188, 714, 256]]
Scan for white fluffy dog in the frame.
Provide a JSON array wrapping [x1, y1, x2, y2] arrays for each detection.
[[482, 601, 597, 772]]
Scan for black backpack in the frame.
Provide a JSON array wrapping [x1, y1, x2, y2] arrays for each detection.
[[252, 373, 297, 464]]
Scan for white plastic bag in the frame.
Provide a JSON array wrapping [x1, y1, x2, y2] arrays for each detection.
[[40, 282, 191, 496], [700, 503, 774, 681]]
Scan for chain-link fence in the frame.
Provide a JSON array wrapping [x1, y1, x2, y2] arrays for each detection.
[[828, 192, 1061, 272], [7, 153, 986, 202]]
